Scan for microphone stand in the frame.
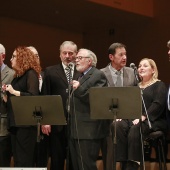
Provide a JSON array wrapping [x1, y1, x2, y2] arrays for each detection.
[[133, 67, 152, 129], [133, 68, 152, 170], [66, 65, 73, 170]]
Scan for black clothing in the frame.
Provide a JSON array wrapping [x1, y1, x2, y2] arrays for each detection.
[[70, 67, 110, 170], [114, 81, 168, 162], [7, 69, 39, 167], [41, 63, 80, 170], [0, 136, 12, 166]]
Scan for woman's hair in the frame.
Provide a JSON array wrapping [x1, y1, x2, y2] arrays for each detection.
[[13, 46, 41, 77], [139, 58, 159, 81]]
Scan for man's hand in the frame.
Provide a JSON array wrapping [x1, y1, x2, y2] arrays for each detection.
[[41, 125, 51, 135]]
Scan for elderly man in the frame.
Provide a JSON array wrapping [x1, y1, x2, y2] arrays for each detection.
[[70, 48, 109, 170]]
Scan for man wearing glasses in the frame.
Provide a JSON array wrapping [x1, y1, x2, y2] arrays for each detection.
[[70, 48, 109, 170]]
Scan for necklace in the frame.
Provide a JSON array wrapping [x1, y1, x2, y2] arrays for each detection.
[[139, 79, 156, 90]]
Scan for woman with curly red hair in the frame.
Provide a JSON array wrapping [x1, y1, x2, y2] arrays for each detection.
[[3, 46, 41, 167]]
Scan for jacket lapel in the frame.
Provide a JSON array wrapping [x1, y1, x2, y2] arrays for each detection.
[[102, 66, 115, 86]]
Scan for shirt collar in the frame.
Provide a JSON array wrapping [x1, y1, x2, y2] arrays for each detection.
[[109, 64, 123, 75], [83, 66, 92, 75], [1, 63, 6, 71]]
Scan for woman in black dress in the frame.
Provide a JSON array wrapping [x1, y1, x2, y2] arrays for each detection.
[[3, 46, 41, 167], [114, 58, 167, 170]]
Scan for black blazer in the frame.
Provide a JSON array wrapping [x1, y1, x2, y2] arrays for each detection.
[[41, 63, 80, 131], [70, 67, 110, 139]]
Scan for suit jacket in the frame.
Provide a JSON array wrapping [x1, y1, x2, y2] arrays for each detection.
[[41, 63, 80, 132], [101, 65, 137, 87], [71, 67, 110, 139], [0, 65, 15, 136], [100, 65, 137, 129]]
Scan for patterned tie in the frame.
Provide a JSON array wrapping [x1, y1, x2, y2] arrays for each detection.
[[65, 66, 72, 83], [115, 71, 122, 87]]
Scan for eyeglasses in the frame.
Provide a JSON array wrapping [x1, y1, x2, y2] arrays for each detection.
[[75, 56, 90, 60], [11, 55, 16, 60], [35, 54, 39, 58]]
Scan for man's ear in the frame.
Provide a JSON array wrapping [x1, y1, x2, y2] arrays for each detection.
[[1, 54, 5, 61], [109, 54, 114, 61]]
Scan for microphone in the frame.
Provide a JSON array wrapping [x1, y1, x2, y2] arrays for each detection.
[[130, 63, 136, 69], [68, 62, 74, 68], [130, 63, 151, 129], [130, 63, 141, 83]]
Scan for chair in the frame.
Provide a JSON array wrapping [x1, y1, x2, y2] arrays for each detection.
[[144, 131, 167, 170]]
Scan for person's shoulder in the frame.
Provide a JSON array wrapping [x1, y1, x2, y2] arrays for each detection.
[[100, 64, 109, 72], [4, 65, 14, 72], [156, 80, 167, 86], [154, 81, 168, 91], [45, 63, 61, 71], [3, 64, 10, 69], [124, 66, 134, 72], [27, 69, 37, 74], [93, 67, 107, 77], [123, 66, 134, 76]]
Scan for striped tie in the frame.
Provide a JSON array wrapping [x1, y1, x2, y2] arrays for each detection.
[[65, 66, 72, 83]]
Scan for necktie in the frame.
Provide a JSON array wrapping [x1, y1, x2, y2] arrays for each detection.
[[65, 66, 72, 83], [115, 71, 122, 87], [78, 73, 84, 81]]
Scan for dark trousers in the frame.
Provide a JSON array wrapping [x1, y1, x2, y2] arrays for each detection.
[[0, 135, 12, 167], [105, 120, 151, 170], [49, 126, 67, 170], [11, 127, 37, 167], [34, 134, 49, 167], [70, 138, 101, 170]]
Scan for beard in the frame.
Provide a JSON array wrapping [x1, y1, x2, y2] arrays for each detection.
[[76, 64, 88, 72]]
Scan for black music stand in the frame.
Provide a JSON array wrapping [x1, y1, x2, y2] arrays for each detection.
[[11, 95, 66, 142], [89, 86, 142, 170]]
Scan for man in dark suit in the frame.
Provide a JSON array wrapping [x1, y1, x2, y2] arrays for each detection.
[[0, 43, 15, 166], [101, 43, 137, 170], [41, 41, 80, 170], [71, 48, 109, 170]]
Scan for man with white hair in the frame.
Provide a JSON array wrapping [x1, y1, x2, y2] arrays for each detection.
[[27, 46, 42, 91], [0, 43, 15, 166], [70, 48, 109, 170]]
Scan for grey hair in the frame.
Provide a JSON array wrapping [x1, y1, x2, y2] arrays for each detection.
[[59, 41, 77, 52], [79, 48, 97, 67]]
